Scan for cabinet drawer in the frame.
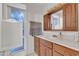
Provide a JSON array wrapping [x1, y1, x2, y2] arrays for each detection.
[[64, 48, 79, 56], [34, 36, 40, 55], [40, 39, 53, 49], [53, 43, 65, 55], [53, 43, 79, 56]]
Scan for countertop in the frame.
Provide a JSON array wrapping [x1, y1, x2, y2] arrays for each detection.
[[35, 35, 79, 52]]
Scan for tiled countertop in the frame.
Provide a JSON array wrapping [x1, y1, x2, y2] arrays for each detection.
[[35, 35, 79, 52]]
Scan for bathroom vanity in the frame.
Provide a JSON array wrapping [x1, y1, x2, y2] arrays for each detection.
[[34, 35, 79, 56]]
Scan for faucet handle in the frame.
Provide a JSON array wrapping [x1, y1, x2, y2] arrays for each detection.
[[59, 32, 61, 35]]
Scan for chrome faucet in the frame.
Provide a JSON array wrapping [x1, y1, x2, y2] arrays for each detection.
[[59, 32, 62, 36]]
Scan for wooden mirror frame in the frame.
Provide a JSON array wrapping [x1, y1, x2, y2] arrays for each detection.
[[44, 3, 78, 31]]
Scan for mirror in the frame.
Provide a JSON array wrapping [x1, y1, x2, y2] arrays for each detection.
[[51, 10, 63, 30]]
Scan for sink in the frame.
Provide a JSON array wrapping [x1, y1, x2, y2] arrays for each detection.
[[52, 35, 58, 38], [52, 34, 64, 40]]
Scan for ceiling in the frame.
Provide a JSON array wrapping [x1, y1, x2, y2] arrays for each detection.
[[26, 3, 57, 14]]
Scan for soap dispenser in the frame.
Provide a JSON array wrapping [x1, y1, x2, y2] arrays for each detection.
[[59, 32, 64, 39]]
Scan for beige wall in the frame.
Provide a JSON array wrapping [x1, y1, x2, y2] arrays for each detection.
[[0, 3, 2, 49], [26, 3, 57, 55]]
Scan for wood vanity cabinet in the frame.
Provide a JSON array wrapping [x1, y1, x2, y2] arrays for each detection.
[[63, 3, 78, 31], [34, 36, 53, 56], [34, 36, 79, 56], [34, 36, 40, 55]]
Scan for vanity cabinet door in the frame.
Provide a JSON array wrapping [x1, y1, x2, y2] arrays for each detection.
[[40, 39, 53, 56], [40, 44, 53, 56], [46, 47, 53, 56], [34, 36, 40, 55], [63, 3, 78, 31], [40, 43, 46, 56]]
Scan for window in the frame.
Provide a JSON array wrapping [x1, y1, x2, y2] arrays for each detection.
[[9, 7, 24, 22]]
